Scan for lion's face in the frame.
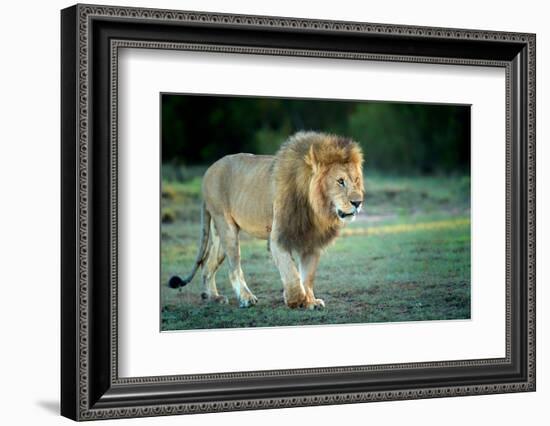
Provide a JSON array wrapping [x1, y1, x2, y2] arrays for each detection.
[[323, 163, 364, 223], [274, 132, 364, 253], [309, 162, 364, 225]]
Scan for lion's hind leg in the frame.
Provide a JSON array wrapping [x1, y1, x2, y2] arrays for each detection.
[[213, 216, 258, 308], [200, 221, 227, 304]]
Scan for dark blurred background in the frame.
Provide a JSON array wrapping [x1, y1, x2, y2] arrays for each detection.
[[161, 94, 470, 174]]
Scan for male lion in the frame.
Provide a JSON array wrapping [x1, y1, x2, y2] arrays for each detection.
[[168, 131, 364, 309]]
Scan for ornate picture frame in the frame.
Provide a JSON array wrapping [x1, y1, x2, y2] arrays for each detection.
[[61, 3, 535, 420]]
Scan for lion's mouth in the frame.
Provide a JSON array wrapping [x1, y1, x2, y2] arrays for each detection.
[[337, 209, 356, 219]]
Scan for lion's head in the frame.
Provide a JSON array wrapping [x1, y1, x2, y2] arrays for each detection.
[[273, 131, 364, 255]]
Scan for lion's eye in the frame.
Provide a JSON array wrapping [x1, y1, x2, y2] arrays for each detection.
[[337, 178, 345, 187]]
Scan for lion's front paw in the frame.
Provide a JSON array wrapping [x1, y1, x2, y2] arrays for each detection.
[[304, 298, 325, 310], [283, 285, 307, 309], [238, 292, 258, 308]]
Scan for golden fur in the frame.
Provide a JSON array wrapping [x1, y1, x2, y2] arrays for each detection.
[[273, 132, 364, 255], [169, 131, 365, 309]]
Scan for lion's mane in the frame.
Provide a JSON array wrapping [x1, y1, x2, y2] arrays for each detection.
[[272, 131, 364, 255]]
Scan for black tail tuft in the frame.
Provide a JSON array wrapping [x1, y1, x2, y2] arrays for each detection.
[[168, 275, 187, 289]]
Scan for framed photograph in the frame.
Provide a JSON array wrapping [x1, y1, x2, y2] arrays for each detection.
[[61, 3, 536, 421]]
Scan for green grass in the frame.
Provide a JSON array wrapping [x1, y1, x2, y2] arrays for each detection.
[[161, 173, 470, 331]]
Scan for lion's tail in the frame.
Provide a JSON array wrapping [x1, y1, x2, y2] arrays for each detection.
[[168, 202, 211, 289]]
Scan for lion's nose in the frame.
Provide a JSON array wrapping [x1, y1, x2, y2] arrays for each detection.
[[351, 200, 362, 209]]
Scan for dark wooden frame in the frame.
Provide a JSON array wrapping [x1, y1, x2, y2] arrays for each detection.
[[61, 3, 536, 421]]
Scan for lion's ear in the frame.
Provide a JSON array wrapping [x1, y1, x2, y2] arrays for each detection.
[[304, 145, 319, 173]]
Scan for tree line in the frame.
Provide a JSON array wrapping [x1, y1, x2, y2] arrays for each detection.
[[162, 94, 470, 174]]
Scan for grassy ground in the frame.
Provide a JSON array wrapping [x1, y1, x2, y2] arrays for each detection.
[[161, 167, 470, 331]]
